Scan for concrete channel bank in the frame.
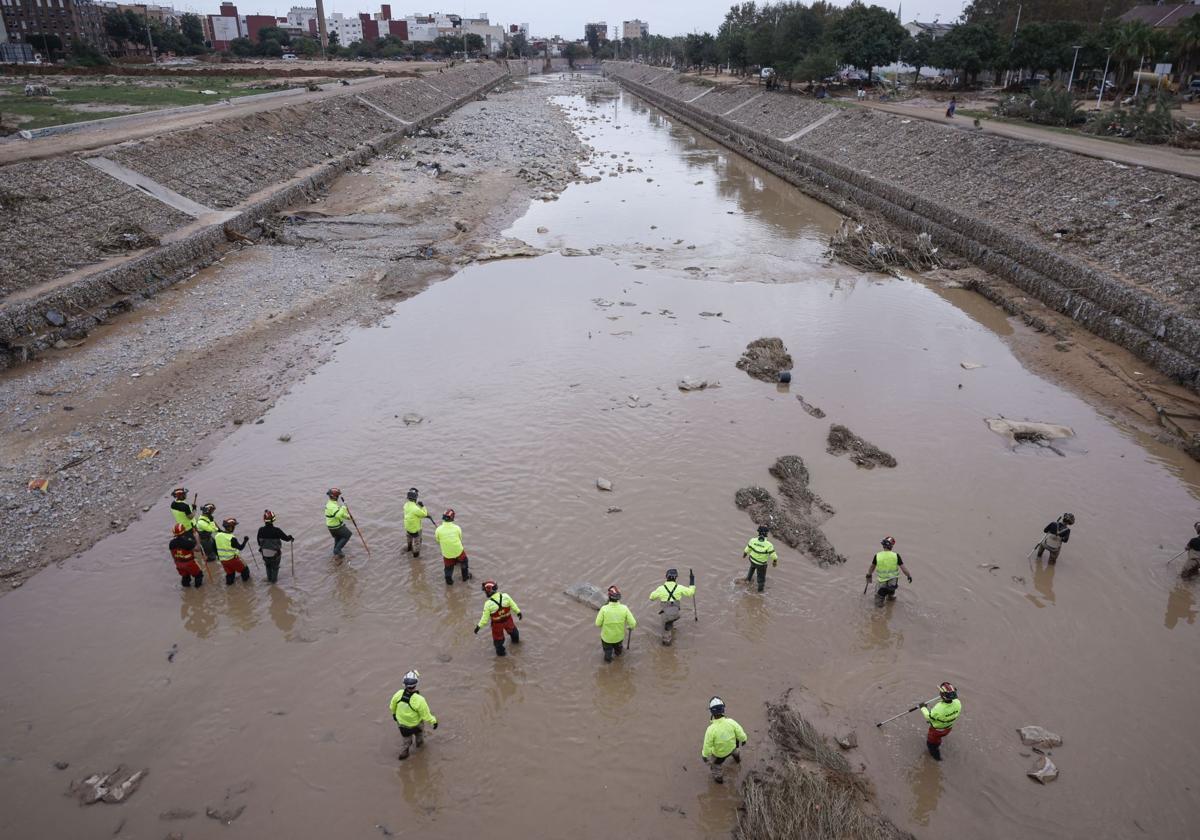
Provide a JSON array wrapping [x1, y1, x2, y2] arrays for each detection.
[[0, 62, 508, 368], [604, 62, 1200, 392]]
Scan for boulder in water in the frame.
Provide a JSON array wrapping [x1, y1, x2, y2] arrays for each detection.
[[564, 582, 607, 610]]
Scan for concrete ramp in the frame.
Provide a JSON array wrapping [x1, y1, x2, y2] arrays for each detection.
[[722, 94, 762, 117], [84, 157, 216, 219], [355, 95, 412, 126], [685, 87, 714, 104], [779, 111, 839, 143]]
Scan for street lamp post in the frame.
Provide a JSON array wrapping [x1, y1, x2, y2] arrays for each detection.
[[1066, 45, 1081, 93], [1096, 47, 1112, 109]]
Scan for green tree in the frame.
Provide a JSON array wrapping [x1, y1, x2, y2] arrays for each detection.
[[181, 13, 204, 46], [511, 32, 528, 58], [563, 41, 587, 68], [103, 9, 132, 54], [229, 37, 255, 57], [826, 2, 907, 83], [929, 22, 1003, 86], [256, 26, 291, 47], [1176, 13, 1200, 85], [585, 24, 602, 58], [432, 34, 463, 56], [464, 33, 484, 55], [27, 33, 63, 56], [902, 31, 933, 84], [794, 47, 837, 83], [293, 36, 321, 57]]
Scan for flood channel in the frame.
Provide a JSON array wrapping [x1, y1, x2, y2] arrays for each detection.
[[1, 76, 1199, 840]]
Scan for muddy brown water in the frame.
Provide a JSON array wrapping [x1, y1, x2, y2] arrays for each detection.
[[2, 77, 1199, 839]]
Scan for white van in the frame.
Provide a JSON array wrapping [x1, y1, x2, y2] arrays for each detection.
[[282, 53, 298, 61]]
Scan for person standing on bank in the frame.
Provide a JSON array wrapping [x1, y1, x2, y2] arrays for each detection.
[[257, 510, 294, 584], [743, 526, 778, 592], [324, 488, 352, 561], [866, 536, 912, 607]]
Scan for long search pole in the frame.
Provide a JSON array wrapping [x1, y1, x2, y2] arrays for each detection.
[[876, 697, 939, 728]]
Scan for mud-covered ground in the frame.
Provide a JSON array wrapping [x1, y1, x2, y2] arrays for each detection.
[[0, 77, 586, 587]]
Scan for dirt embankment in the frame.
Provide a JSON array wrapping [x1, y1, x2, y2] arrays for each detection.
[[0, 77, 586, 588], [603, 63, 1200, 393]]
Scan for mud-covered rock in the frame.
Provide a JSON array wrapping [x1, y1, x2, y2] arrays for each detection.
[[1027, 755, 1059, 784], [735, 476, 845, 566], [564, 582, 607, 610], [67, 766, 147, 804], [1017, 725, 1063, 749], [736, 337, 793, 383], [826, 424, 897, 469], [795, 394, 826, 418], [206, 781, 252, 824]]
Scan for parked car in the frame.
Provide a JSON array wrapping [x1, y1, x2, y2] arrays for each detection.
[[282, 53, 297, 61]]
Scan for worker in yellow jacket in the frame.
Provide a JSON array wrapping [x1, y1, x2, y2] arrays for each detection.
[[474, 580, 522, 656], [403, 487, 433, 558], [194, 503, 219, 567], [324, 488, 352, 560], [389, 670, 438, 761], [434, 508, 471, 585], [648, 568, 695, 646], [701, 696, 747, 783], [595, 585, 636, 662], [743, 525, 778, 592], [920, 682, 962, 761]]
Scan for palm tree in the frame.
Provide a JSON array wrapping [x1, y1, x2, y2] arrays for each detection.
[[1113, 20, 1155, 95], [1175, 14, 1200, 88]]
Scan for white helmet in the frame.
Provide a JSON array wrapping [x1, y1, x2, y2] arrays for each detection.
[[403, 670, 420, 687], [709, 696, 725, 714]]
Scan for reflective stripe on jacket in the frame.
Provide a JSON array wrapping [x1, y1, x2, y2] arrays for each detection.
[[478, 593, 520, 628], [702, 717, 748, 759], [921, 699, 961, 730], [874, 551, 900, 583], [745, 538, 777, 565]]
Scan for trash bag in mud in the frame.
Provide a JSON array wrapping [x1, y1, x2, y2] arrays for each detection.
[[1027, 755, 1058, 784]]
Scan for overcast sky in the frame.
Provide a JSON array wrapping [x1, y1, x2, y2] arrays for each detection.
[[173, 0, 969, 37]]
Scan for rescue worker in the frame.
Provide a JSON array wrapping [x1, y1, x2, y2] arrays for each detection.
[[920, 682, 962, 761], [256, 510, 294, 584], [194, 503, 219, 565], [403, 488, 433, 558], [1035, 513, 1075, 564], [169, 523, 203, 587], [743, 525, 778, 592], [389, 669, 437, 761], [324, 488, 352, 560], [434, 509, 470, 585], [1181, 522, 1200, 579], [170, 487, 195, 531], [701, 696, 747, 784], [866, 536, 912, 607], [595, 585, 636, 662], [214, 517, 251, 585], [648, 568, 695, 645], [474, 580, 522, 656]]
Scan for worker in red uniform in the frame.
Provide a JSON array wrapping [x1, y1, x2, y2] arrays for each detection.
[[474, 580, 522, 656], [169, 523, 203, 587]]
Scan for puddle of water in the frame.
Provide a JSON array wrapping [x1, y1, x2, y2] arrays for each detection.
[[2, 78, 1199, 840]]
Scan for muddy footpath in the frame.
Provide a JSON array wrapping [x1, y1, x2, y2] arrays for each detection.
[[0, 76, 586, 587]]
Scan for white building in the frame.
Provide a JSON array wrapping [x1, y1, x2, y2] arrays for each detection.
[[326, 11, 362, 44], [621, 19, 647, 39], [904, 20, 955, 40], [584, 21, 608, 40], [286, 6, 317, 29], [462, 14, 504, 54]]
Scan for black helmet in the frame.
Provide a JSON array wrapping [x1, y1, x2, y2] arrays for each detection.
[[666, 568, 678, 581], [1194, 521, 1200, 535], [407, 487, 419, 501], [1062, 513, 1075, 526], [881, 536, 896, 550], [757, 525, 769, 538], [200, 503, 215, 515]]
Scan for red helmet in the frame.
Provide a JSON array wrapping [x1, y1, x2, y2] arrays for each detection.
[[263, 509, 276, 522], [327, 488, 341, 499], [482, 580, 498, 595], [443, 509, 456, 521], [607, 585, 621, 601], [172, 487, 187, 499], [172, 523, 187, 536], [938, 682, 958, 701]]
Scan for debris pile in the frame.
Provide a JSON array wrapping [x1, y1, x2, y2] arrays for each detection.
[[826, 425, 897, 469], [95, 222, 161, 253], [735, 456, 846, 566], [827, 216, 942, 274], [737, 337, 793, 383]]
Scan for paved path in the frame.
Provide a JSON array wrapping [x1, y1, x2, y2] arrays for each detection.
[[858, 100, 1200, 181], [0, 75, 399, 166]]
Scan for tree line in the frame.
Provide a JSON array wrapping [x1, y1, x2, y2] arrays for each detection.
[[609, 0, 1200, 92]]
